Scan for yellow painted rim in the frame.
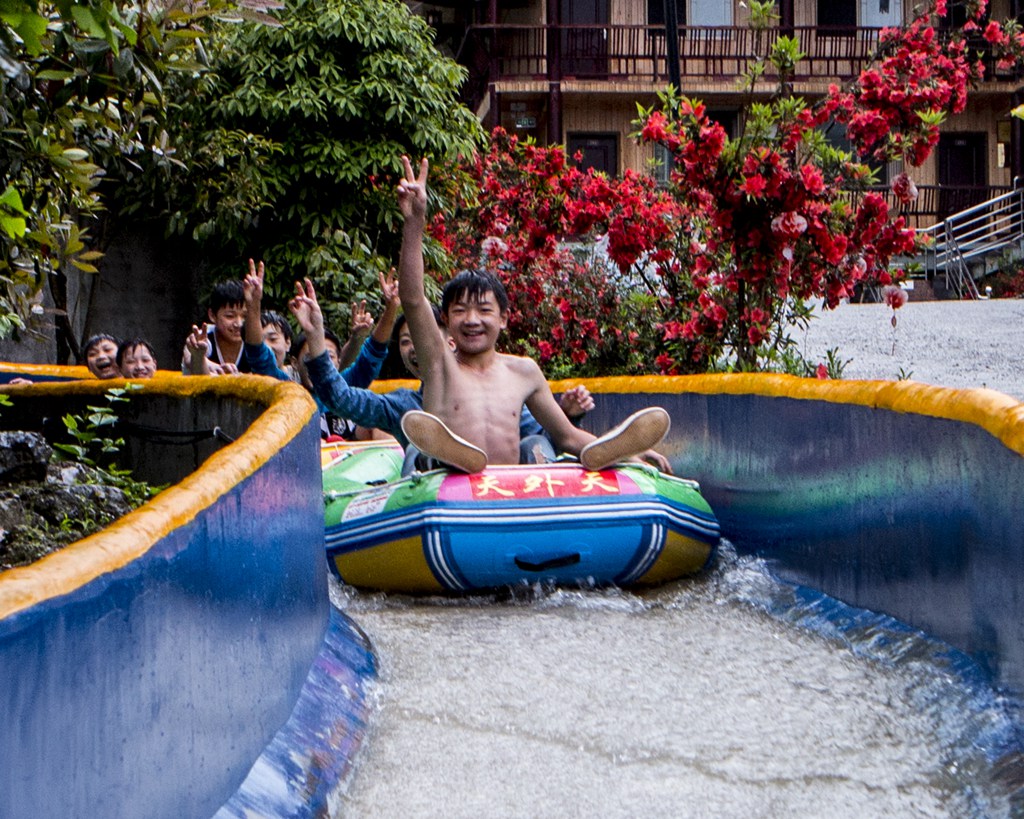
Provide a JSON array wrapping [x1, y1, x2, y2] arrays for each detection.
[[8, 367, 1011, 616], [546, 374, 1024, 456], [377, 373, 1024, 455]]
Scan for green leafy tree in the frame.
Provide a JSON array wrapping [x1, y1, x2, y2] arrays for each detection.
[[136, 0, 484, 332], [1, 0, 279, 357]]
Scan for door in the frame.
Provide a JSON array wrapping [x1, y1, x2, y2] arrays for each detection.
[[561, 0, 609, 77], [938, 132, 988, 217], [568, 134, 618, 176]]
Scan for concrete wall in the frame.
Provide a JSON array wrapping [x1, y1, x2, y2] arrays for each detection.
[[0, 371, 376, 819], [82, 224, 206, 369], [559, 373, 1024, 702], [0, 224, 204, 370]]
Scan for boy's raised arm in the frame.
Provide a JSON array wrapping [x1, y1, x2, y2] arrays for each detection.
[[338, 300, 372, 369], [396, 156, 447, 374], [371, 268, 401, 345], [185, 325, 211, 375], [289, 278, 328, 360], [243, 259, 266, 347]]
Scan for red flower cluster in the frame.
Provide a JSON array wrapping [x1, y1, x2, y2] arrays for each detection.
[[428, 129, 675, 376], [825, 3, 996, 168], [626, 90, 926, 371], [426, 0, 1023, 376]]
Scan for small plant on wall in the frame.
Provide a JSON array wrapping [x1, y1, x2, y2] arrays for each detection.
[[0, 385, 162, 571]]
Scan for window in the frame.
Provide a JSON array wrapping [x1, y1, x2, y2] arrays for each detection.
[[822, 121, 888, 184], [648, 0, 686, 29], [818, 0, 855, 28], [568, 134, 619, 177], [653, 143, 672, 186]]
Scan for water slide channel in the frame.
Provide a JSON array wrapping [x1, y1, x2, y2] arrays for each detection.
[[2, 369, 1022, 816], [333, 548, 1017, 818], [332, 375, 1024, 817]]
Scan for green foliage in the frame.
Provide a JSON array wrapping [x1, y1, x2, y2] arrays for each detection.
[[821, 347, 852, 379], [770, 36, 805, 78], [762, 344, 850, 378], [53, 385, 135, 464], [131, 0, 484, 335], [1, 0, 280, 346], [52, 384, 162, 505], [747, 0, 780, 29], [0, 385, 161, 569]]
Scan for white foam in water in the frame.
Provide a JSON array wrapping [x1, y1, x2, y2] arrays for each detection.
[[330, 544, 1016, 818]]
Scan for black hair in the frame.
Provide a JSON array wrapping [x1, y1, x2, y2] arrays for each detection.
[[83, 333, 121, 358], [441, 269, 509, 316], [390, 304, 443, 344], [260, 310, 293, 343], [290, 328, 342, 362], [382, 306, 444, 379], [115, 337, 156, 369], [207, 280, 245, 314]]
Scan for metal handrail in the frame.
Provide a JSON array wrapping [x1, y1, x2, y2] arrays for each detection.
[[941, 230, 981, 299], [918, 185, 1024, 298]]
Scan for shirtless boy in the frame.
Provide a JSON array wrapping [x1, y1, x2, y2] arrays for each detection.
[[394, 155, 670, 473]]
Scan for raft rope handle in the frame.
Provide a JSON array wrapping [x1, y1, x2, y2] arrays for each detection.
[[514, 553, 581, 572]]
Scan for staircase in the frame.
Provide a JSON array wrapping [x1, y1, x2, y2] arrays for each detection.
[[914, 184, 1024, 299]]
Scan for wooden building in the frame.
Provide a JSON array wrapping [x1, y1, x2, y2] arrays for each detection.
[[411, 0, 1024, 229]]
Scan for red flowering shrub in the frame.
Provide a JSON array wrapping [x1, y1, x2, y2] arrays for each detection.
[[429, 129, 674, 377], [428, 0, 1023, 376], [623, 0, 1016, 373], [980, 266, 1024, 298], [627, 90, 918, 372]]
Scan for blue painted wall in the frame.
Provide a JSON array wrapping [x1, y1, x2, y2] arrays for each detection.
[[4, 368, 1022, 814], [572, 375, 1024, 701], [0, 374, 376, 818]]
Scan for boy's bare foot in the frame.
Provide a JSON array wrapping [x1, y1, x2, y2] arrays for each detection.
[[400, 410, 488, 474], [579, 407, 671, 472]]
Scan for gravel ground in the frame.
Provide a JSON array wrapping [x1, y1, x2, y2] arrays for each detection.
[[794, 298, 1024, 402]]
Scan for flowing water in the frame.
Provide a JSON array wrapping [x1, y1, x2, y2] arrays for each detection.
[[330, 543, 1021, 818]]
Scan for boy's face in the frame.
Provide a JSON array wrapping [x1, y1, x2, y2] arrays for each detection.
[[292, 338, 340, 390], [208, 304, 244, 344], [398, 324, 454, 379], [262, 323, 290, 368], [398, 325, 419, 377], [86, 339, 120, 379], [121, 345, 157, 379], [444, 291, 507, 356]]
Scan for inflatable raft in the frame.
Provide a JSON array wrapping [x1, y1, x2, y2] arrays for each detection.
[[321, 440, 720, 594]]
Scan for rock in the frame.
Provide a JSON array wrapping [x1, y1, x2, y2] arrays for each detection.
[[0, 450, 137, 570], [0, 431, 52, 485]]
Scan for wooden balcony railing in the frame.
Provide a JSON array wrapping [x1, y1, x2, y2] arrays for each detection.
[[461, 23, 1020, 86], [871, 185, 1012, 231]]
